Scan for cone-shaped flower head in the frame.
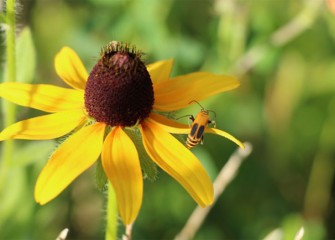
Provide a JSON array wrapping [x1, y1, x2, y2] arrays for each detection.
[[85, 42, 154, 126]]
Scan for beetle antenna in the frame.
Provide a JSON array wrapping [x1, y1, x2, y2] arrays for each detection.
[[176, 114, 194, 120], [188, 100, 204, 110], [208, 110, 217, 118]]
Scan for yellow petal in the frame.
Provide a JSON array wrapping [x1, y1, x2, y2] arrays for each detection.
[[55, 47, 88, 90], [0, 82, 84, 112], [0, 110, 86, 141], [153, 73, 240, 111], [205, 128, 245, 149], [35, 123, 105, 204], [148, 113, 189, 134], [140, 121, 213, 207], [147, 59, 173, 84], [102, 127, 143, 225]]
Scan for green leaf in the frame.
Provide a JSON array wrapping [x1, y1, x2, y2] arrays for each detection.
[[16, 27, 36, 83], [281, 214, 326, 240], [0, 14, 6, 23], [0, 168, 30, 229], [11, 141, 54, 168], [95, 159, 108, 192], [87, 0, 122, 6], [125, 128, 158, 182]]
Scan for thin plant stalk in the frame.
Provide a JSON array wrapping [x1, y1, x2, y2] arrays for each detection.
[[106, 183, 118, 240], [1, 0, 16, 183]]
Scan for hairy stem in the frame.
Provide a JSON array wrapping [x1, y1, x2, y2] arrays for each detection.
[[106, 183, 118, 240], [1, 0, 16, 182]]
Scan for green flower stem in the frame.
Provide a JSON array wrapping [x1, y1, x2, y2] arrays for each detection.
[[106, 183, 118, 240], [5, 0, 16, 85], [1, 0, 16, 180]]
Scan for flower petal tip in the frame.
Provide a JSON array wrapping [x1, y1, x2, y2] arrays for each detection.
[[205, 128, 244, 149], [202, 187, 214, 207], [55, 47, 88, 90], [200, 201, 213, 208], [34, 193, 47, 205], [235, 140, 245, 149], [0, 129, 12, 141], [199, 196, 214, 208]]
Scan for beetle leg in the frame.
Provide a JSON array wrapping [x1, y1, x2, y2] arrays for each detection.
[[209, 120, 216, 128], [188, 115, 195, 127], [201, 135, 204, 145]]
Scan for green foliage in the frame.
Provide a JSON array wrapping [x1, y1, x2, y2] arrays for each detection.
[[95, 158, 108, 192], [0, 14, 5, 24], [11, 141, 54, 167], [125, 128, 158, 181], [0, 141, 54, 239], [15, 27, 36, 83], [281, 214, 325, 240]]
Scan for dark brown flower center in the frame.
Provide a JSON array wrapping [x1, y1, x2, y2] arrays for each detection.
[[84, 42, 154, 126]]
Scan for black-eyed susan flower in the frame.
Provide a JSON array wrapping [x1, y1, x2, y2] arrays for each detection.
[[0, 42, 243, 225]]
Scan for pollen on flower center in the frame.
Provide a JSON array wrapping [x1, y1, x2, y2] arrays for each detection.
[[84, 41, 154, 126]]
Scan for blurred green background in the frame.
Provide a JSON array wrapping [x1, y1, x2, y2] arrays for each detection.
[[1, 0, 335, 239]]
